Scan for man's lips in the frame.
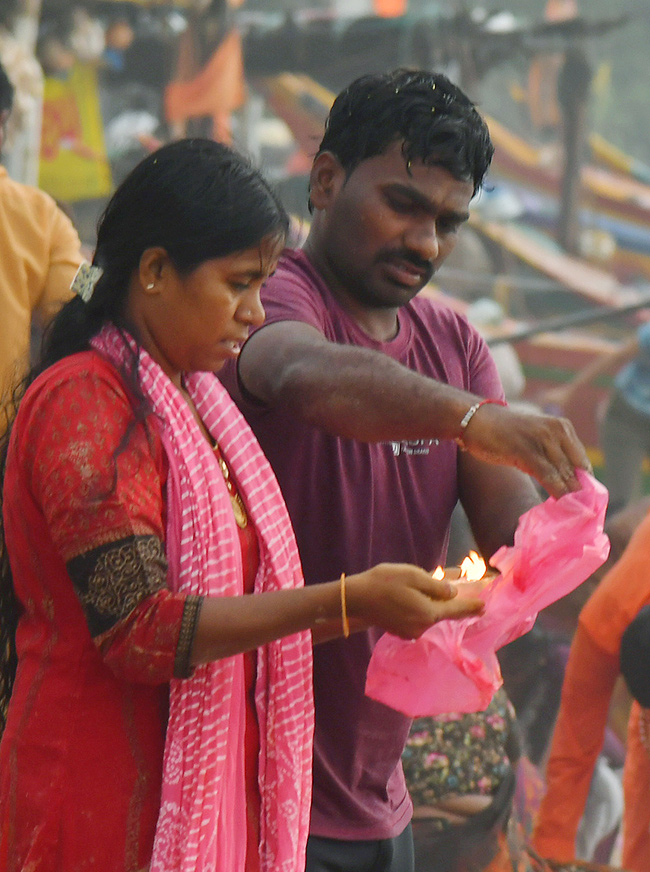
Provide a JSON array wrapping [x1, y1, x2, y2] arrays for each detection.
[[380, 257, 433, 287]]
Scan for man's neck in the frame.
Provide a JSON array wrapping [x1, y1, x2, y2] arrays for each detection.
[[301, 239, 400, 343]]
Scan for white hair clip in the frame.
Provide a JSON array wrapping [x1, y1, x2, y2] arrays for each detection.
[[71, 261, 103, 304]]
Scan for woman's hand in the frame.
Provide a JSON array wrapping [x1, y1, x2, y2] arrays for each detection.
[[194, 562, 485, 659], [346, 563, 484, 640]]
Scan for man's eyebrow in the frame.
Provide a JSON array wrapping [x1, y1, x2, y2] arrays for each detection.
[[382, 183, 470, 222]]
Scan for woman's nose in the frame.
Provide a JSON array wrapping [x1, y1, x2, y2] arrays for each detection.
[[239, 287, 265, 327]]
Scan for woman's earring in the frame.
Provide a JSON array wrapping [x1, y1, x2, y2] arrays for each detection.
[[146, 282, 155, 290]]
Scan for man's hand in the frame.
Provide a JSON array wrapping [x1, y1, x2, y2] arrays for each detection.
[[459, 403, 591, 498]]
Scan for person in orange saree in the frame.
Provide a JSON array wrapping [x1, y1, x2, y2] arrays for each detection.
[[533, 508, 650, 872], [0, 138, 485, 872]]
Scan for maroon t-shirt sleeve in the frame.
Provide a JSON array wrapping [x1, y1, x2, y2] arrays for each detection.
[[408, 295, 506, 402], [220, 254, 329, 407], [259, 264, 328, 331], [461, 318, 505, 401]]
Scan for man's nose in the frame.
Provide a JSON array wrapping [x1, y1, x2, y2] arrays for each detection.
[[404, 220, 440, 263]]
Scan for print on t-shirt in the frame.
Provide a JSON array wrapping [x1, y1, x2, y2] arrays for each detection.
[[388, 439, 439, 456]]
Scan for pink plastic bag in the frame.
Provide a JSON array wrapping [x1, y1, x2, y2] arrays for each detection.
[[365, 471, 610, 717]]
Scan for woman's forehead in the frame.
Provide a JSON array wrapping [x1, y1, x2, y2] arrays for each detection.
[[221, 234, 284, 272]]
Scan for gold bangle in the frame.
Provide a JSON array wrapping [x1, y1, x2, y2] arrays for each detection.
[[340, 573, 350, 638]]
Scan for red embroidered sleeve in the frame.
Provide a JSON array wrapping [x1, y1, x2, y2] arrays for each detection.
[[95, 589, 203, 682], [24, 362, 167, 558], [22, 357, 201, 683]]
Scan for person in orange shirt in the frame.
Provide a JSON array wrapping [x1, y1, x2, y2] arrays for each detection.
[[533, 507, 650, 872], [0, 59, 82, 409]]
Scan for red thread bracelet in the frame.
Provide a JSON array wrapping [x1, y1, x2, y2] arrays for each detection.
[[455, 398, 507, 450]]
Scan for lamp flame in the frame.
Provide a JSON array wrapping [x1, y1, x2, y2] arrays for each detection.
[[432, 565, 445, 581], [459, 550, 487, 582]]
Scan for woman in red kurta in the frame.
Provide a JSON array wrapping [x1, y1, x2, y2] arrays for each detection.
[[0, 349, 273, 871], [0, 140, 482, 872], [1, 354, 182, 869]]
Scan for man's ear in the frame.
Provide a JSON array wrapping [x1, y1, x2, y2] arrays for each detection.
[[308, 151, 344, 211]]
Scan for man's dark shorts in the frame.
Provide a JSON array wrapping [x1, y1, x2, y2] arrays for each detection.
[[305, 823, 414, 872]]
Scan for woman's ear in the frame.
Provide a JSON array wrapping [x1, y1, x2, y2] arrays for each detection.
[[138, 247, 170, 294], [308, 151, 344, 211]]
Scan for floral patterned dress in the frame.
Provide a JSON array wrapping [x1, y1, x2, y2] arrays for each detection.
[[403, 688, 516, 823], [402, 691, 627, 872]]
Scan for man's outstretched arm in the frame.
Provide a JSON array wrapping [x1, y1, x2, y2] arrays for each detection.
[[238, 320, 590, 499]]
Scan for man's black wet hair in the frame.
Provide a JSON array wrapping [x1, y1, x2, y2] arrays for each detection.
[[620, 603, 650, 708], [0, 61, 14, 116], [316, 68, 494, 197]]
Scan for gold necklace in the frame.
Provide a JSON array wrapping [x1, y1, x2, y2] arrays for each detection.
[[213, 445, 248, 529]]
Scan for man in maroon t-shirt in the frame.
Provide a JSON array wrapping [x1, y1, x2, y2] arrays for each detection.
[[220, 70, 590, 872]]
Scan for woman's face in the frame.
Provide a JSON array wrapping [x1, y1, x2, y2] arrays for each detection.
[[135, 234, 283, 383]]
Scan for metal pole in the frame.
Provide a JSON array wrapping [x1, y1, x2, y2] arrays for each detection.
[[556, 44, 592, 255], [488, 293, 650, 346]]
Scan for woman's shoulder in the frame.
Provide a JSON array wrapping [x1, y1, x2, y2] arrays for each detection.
[[16, 351, 135, 439], [32, 349, 123, 388], [11, 350, 165, 479], [27, 351, 129, 406]]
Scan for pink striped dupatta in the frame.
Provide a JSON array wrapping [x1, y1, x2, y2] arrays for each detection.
[[92, 327, 314, 872]]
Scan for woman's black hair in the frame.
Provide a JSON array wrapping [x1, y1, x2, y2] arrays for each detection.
[[315, 68, 494, 197], [43, 138, 289, 370], [0, 138, 289, 728]]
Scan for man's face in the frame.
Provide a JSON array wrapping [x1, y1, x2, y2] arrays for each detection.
[[315, 141, 474, 310]]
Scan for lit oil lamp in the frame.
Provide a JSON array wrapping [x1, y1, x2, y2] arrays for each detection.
[[432, 551, 496, 598]]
